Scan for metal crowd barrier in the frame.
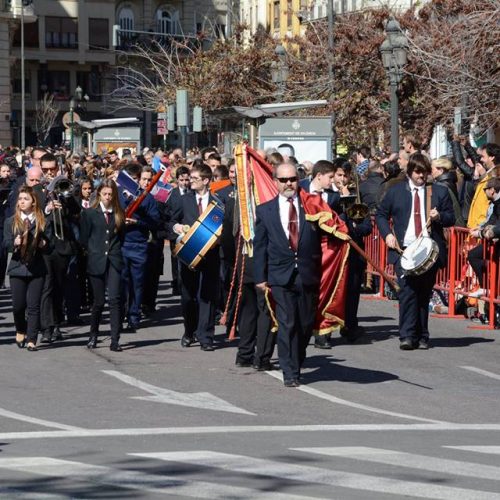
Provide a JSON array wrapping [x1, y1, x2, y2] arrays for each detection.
[[362, 219, 499, 329]]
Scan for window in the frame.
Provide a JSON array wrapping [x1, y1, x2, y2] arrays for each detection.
[[45, 17, 78, 48], [89, 18, 109, 49], [273, 1, 280, 29], [287, 0, 292, 27], [118, 7, 134, 33], [77, 67, 101, 100], [215, 24, 226, 39], [156, 7, 177, 35], [13, 20, 39, 47], [12, 78, 31, 96], [38, 70, 70, 100]]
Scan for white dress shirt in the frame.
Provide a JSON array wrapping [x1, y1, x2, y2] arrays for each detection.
[[196, 191, 210, 213], [20, 212, 35, 224], [403, 180, 428, 247], [100, 202, 113, 217], [278, 194, 300, 239], [309, 180, 329, 204]]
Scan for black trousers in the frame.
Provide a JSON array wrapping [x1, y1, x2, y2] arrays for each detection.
[[88, 262, 121, 344], [396, 260, 438, 342], [40, 252, 70, 331], [11, 275, 44, 343], [142, 240, 164, 310], [169, 240, 179, 291], [236, 284, 274, 365], [468, 244, 485, 287], [345, 259, 366, 330], [180, 255, 219, 346], [272, 272, 318, 381]]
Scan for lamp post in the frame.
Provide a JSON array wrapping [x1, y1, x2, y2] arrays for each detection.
[[380, 17, 408, 153], [270, 44, 289, 101], [69, 85, 83, 152]]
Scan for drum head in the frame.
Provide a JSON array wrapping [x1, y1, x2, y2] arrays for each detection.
[[401, 237, 436, 272]]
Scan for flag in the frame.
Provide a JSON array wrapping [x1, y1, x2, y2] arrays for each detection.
[[241, 144, 350, 334]]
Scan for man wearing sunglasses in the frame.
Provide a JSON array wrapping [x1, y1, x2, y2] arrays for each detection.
[[254, 163, 322, 387]]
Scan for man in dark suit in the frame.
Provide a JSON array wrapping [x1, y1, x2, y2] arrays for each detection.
[[169, 164, 221, 351], [164, 166, 190, 295], [254, 163, 322, 387], [376, 153, 455, 350]]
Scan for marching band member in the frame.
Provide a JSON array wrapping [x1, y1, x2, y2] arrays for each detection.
[[79, 180, 125, 351], [169, 164, 220, 351], [376, 153, 455, 350], [4, 186, 51, 351]]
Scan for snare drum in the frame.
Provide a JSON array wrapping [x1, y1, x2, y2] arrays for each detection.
[[400, 236, 439, 276], [174, 201, 224, 270]]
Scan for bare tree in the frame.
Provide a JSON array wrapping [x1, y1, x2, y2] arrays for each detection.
[[35, 93, 59, 145]]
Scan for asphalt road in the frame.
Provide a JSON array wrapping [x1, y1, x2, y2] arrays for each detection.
[[0, 256, 499, 499]]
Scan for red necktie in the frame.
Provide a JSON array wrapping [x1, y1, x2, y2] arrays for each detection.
[[104, 211, 110, 224], [198, 197, 203, 216], [287, 198, 298, 253], [414, 188, 422, 236]]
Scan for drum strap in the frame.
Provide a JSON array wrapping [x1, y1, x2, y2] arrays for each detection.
[[425, 184, 433, 234]]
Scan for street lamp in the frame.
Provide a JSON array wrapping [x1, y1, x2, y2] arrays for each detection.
[[380, 17, 408, 153], [69, 85, 83, 152], [270, 44, 289, 100]]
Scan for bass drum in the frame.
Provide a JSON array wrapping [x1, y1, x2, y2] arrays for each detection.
[[400, 236, 439, 276]]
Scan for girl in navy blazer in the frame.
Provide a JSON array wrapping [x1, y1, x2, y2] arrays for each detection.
[[3, 185, 50, 351], [79, 179, 125, 351]]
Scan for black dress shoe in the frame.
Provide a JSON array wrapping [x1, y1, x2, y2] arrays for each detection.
[[87, 336, 97, 349], [399, 339, 415, 351], [235, 360, 253, 367], [15, 335, 26, 349], [284, 379, 299, 387], [253, 362, 274, 371], [418, 339, 430, 350], [200, 344, 214, 352], [40, 330, 52, 344], [124, 324, 138, 333], [27, 344, 38, 352], [110, 344, 123, 352], [51, 327, 64, 342], [181, 335, 194, 347], [314, 338, 331, 349]]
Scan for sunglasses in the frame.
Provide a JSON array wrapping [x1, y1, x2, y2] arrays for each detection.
[[42, 167, 58, 172], [276, 176, 298, 183]]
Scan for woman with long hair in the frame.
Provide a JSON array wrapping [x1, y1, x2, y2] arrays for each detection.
[[79, 179, 125, 351], [3, 186, 50, 351]]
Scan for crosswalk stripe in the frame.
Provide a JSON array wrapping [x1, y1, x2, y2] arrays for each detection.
[[292, 447, 500, 482], [444, 446, 500, 455], [461, 366, 500, 381], [132, 451, 500, 500], [0, 457, 324, 500]]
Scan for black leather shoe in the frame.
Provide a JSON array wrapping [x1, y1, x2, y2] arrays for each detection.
[[124, 324, 138, 333], [253, 362, 274, 371], [399, 339, 415, 351], [200, 344, 214, 352], [181, 335, 194, 347], [110, 344, 123, 352], [27, 344, 38, 352], [314, 339, 331, 349], [51, 327, 64, 342], [40, 330, 52, 344], [87, 336, 97, 349], [235, 360, 253, 367], [284, 379, 299, 387], [16, 334, 26, 349], [418, 339, 430, 350]]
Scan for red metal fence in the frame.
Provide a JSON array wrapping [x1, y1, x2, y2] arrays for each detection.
[[363, 219, 499, 329]]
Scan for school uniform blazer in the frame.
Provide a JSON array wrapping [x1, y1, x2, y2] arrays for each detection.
[[375, 181, 455, 268], [79, 207, 124, 276], [3, 215, 51, 277], [253, 195, 322, 288]]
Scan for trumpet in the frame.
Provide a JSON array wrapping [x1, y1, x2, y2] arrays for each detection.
[[47, 176, 74, 240]]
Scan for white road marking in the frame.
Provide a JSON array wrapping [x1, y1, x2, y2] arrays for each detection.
[[0, 457, 325, 500], [133, 451, 500, 500], [0, 407, 82, 431], [266, 371, 447, 423], [2, 423, 500, 441], [444, 446, 500, 455], [103, 369, 255, 415], [461, 366, 500, 381], [292, 446, 500, 481]]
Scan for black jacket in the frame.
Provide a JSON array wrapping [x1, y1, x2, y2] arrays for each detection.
[[79, 207, 124, 275], [3, 215, 52, 277]]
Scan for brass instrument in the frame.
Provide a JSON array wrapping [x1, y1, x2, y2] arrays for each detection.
[[345, 168, 369, 222], [47, 176, 74, 240]]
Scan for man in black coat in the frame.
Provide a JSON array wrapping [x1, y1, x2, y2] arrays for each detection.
[[376, 153, 455, 350], [254, 163, 322, 387], [360, 161, 385, 212], [168, 164, 221, 351]]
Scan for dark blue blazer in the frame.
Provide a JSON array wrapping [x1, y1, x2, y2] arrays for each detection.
[[376, 181, 455, 267], [253, 195, 322, 287], [299, 178, 341, 212]]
